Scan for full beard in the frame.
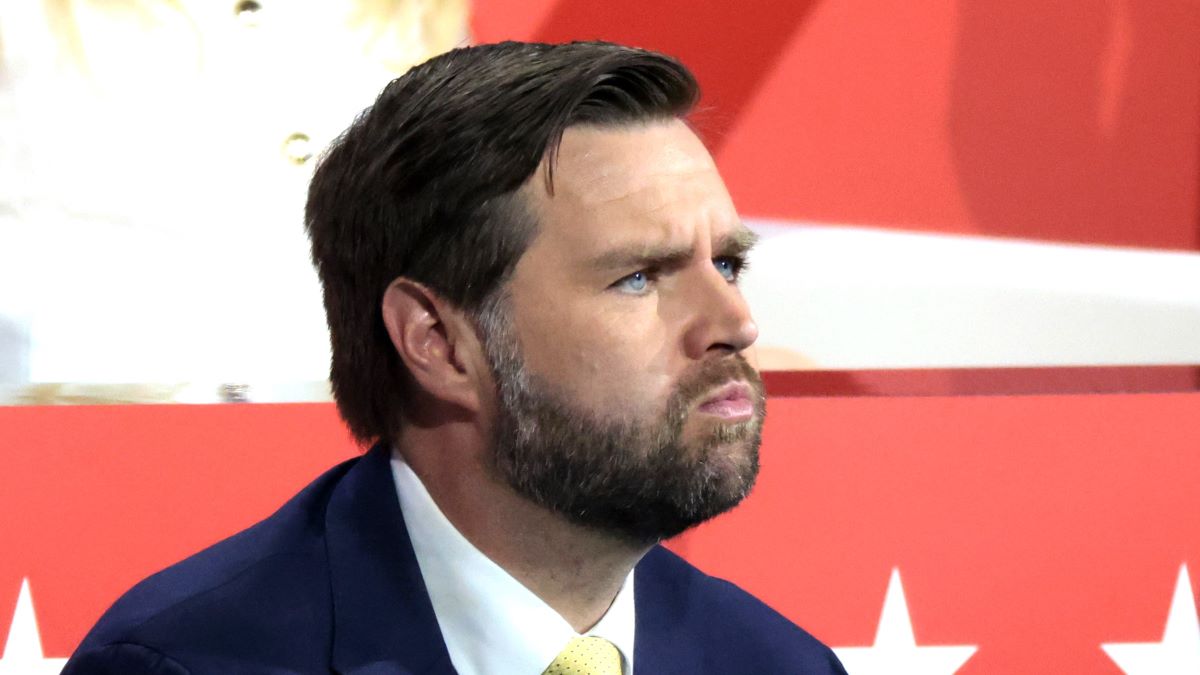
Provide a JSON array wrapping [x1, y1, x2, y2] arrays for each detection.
[[480, 308, 765, 545]]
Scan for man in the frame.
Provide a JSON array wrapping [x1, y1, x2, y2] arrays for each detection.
[[64, 41, 846, 674]]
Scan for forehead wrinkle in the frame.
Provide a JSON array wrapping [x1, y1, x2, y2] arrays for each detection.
[[552, 125, 718, 208], [588, 217, 754, 273], [575, 166, 719, 209], [589, 239, 693, 272]]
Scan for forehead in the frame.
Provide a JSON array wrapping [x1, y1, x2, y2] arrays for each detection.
[[521, 120, 737, 250], [550, 121, 718, 202]]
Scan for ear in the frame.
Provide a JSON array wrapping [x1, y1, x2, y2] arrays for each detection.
[[380, 278, 488, 416]]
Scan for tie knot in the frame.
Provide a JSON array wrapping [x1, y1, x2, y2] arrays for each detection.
[[543, 635, 623, 675]]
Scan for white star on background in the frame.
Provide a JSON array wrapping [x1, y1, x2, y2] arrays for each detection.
[[0, 578, 67, 674], [1102, 564, 1200, 674], [833, 568, 977, 674]]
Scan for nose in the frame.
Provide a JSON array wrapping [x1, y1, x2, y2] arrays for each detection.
[[682, 264, 759, 359]]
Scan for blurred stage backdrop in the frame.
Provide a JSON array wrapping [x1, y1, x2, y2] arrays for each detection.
[[1, 1, 1198, 673]]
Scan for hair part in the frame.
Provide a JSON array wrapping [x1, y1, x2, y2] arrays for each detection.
[[306, 41, 699, 446]]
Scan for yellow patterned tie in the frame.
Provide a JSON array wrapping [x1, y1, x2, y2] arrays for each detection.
[[542, 636, 623, 675]]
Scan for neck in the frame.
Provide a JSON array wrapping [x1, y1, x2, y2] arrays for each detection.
[[397, 419, 649, 632]]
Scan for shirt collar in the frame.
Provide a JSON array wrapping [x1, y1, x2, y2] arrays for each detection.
[[390, 451, 636, 675]]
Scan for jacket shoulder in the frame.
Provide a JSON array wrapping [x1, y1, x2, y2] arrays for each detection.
[[637, 546, 848, 674], [68, 455, 362, 672], [63, 643, 190, 675]]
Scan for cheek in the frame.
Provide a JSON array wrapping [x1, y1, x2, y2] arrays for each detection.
[[518, 301, 677, 410]]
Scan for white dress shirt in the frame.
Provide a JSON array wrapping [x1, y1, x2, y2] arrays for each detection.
[[390, 453, 636, 675]]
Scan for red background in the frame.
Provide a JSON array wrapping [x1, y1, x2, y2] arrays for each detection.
[[6, 3, 1200, 671], [471, 0, 1200, 251], [3, 371, 1198, 673]]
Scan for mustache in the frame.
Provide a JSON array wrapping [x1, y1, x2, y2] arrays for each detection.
[[671, 354, 764, 411]]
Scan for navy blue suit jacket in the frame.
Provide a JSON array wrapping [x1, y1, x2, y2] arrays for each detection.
[[64, 444, 847, 674]]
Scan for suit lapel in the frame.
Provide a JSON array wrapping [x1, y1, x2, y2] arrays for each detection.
[[633, 547, 706, 673], [325, 443, 457, 675]]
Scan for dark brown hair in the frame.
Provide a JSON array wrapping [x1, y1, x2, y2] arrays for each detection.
[[306, 41, 699, 446]]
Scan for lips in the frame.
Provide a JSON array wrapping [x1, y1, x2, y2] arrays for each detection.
[[696, 381, 755, 420]]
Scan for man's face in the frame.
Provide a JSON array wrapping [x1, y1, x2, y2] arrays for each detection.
[[482, 120, 765, 544]]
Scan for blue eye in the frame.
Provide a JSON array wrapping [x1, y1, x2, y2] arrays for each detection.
[[614, 270, 651, 293], [713, 256, 745, 282]]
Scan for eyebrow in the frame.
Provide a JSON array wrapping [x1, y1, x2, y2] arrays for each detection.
[[588, 226, 760, 273]]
